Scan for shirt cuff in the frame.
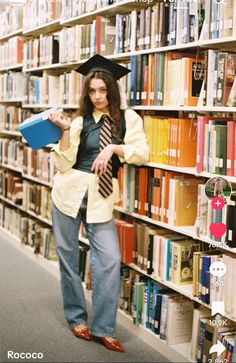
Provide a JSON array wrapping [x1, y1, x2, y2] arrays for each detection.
[[118, 144, 148, 165], [52, 143, 75, 162]]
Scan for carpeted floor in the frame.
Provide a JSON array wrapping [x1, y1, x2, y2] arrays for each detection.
[[0, 236, 172, 363]]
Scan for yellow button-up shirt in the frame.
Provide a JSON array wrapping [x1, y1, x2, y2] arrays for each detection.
[[51, 108, 149, 223]]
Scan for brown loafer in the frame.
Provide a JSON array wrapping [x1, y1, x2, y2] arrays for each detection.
[[100, 337, 125, 352], [71, 326, 91, 341]]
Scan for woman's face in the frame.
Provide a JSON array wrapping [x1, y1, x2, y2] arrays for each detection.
[[88, 78, 109, 113]]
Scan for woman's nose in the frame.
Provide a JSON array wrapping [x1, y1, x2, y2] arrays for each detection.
[[95, 91, 101, 98]]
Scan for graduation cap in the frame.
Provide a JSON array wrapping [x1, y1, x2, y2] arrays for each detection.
[[75, 54, 131, 80]]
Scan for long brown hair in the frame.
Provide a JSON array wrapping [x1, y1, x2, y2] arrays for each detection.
[[78, 71, 121, 136]]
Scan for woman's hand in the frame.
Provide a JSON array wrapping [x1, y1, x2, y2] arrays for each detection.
[[91, 144, 115, 175], [48, 111, 70, 130]]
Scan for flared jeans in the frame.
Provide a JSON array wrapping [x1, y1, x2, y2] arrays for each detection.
[[51, 194, 121, 337]]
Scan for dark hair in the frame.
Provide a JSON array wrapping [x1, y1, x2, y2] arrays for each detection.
[[78, 71, 121, 136]]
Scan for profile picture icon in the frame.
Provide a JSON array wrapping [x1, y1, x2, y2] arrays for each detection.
[[204, 176, 232, 200]]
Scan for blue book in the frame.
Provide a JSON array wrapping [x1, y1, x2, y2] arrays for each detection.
[[18, 106, 62, 149], [201, 255, 211, 303]]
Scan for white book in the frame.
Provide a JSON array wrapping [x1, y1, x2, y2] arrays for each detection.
[[166, 297, 194, 345], [190, 307, 211, 361]]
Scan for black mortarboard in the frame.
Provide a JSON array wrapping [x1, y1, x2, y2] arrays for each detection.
[[75, 54, 131, 80]]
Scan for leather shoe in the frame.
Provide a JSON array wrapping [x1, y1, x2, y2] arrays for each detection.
[[100, 337, 125, 353], [71, 326, 91, 341]]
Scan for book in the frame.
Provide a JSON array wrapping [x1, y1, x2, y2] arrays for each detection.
[[18, 105, 62, 149]]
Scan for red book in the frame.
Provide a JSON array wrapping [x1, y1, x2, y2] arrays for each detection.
[[122, 223, 134, 264], [96, 16, 101, 54]]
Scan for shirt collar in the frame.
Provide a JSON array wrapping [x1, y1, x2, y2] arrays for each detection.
[[92, 109, 110, 123]]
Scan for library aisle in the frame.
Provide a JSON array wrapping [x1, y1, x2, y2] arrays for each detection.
[[0, 236, 171, 363]]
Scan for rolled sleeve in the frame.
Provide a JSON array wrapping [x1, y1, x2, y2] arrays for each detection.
[[119, 108, 149, 165], [52, 116, 83, 173]]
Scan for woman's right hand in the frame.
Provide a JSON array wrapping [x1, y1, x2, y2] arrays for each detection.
[[48, 111, 70, 130]]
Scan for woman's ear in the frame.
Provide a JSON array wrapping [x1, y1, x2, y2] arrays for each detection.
[[118, 80, 128, 110]]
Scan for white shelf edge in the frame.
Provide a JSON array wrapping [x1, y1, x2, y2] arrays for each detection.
[[0, 99, 24, 103], [0, 129, 21, 136], [0, 63, 23, 71], [0, 28, 23, 42], [0, 195, 52, 226], [60, 0, 132, 25], [22, 19, 60, 35], [21, 104, 78, 109], [114, 206, 236, 254]]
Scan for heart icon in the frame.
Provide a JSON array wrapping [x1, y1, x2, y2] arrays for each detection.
[[210, 223, 226, 238]]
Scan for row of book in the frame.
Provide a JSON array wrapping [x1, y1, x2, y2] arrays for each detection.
[[0, 106, 76, 133], [22, 180, 52, 222], [2, 0, 236, 44], [144, 114, 236, 177], [0, 138, 56, 184], [0, 139, 23, 171], [0, 170, 23, 205], [0, 70, 82, 105], [144, 115, 197, 166], [193, 250, 236, 319], [0, 37, 24, 69], [115, 214, 236, 321], [0, 106, 30, 132], [0, 4, 23, 38], [3, 49, 234, 109], [204, 50, 236, 107], [117, 165, 203, 226], [0, 72, 25, 101], [59, 17, 116, 62], [0, 171, 52, 222], [22, 146, 56, 185], [61, 0, 118, 21], [115, 217, 203, 284], [0, 203, 56, 260], [130, 274, 194, 344], [194, 310, 236, 363], [22, 0, 62, 32], [119, 268, 236, 362], [23, 34, 59, 69]]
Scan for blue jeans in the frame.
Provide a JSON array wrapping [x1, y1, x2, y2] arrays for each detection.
[[51, 194, 121, 337]]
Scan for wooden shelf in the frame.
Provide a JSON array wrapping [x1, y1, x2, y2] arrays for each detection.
[[0, 28, 23, 42], [0, 64, 23, 72], [114, 206, 236, 254], [60, 0, 158, 27], [23, 19, 61, 37], [21, 103, 78, 109], [22, 174, 52, 188], [0, 163, 22, 173], [0, 99, 24, 103], [0, 130, 21, 136], [145, 163, 236, 183], [0, 196, 52, 226]]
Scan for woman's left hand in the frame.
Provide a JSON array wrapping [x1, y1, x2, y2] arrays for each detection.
[[91, 144, 115, 175]]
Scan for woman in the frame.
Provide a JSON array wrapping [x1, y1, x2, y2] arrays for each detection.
[[49, 54, 149, 352]]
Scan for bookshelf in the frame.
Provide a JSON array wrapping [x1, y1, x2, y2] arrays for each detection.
[[1, 0, 236, 362]]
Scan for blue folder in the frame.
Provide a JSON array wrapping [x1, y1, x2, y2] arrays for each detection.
[[18, 106, 62, 149]]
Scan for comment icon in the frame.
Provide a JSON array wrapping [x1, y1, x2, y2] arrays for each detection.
[[209, 261, 227, 278]]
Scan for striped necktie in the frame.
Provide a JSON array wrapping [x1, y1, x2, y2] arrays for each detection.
[[98, 114, 113, 198]]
